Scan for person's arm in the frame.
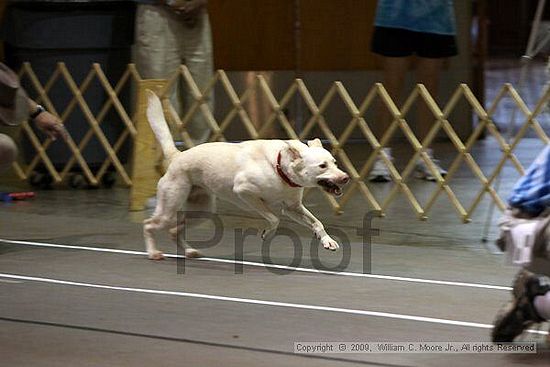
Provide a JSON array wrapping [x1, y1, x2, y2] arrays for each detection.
[[27, 99, 66, 141]]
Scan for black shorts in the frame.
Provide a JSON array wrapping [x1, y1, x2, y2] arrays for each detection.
[[371, 26, 458, 58]]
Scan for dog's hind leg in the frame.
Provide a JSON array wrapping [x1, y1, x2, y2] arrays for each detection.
[[144, 175, 190, 260], [168, 186, 215, 258], [169, 219, 202, 258], [144, 216, 169, 260]]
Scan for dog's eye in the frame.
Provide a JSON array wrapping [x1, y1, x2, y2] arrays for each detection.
[[319, 163, 327, 169]]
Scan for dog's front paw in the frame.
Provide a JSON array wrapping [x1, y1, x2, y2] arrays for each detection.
[[148, 250, 165, 260], [321, 236, 339, 251]]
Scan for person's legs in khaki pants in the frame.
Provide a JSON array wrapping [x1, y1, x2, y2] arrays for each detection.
[[134, 5, 214, 145], [178, 10, 214, 144]]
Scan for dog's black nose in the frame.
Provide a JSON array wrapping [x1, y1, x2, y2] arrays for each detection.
[[340, 174, 350, 184]]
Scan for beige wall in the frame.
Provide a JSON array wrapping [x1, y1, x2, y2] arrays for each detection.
[[209, 0, 378, 71]]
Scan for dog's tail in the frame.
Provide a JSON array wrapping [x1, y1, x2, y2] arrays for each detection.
[[146, 90, 179, 163]]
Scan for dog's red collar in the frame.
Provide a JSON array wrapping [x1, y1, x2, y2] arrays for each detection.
[[276, 151, 301, 188]]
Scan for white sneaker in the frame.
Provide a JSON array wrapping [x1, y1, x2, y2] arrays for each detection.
[[414, 149, 447, 181], [368, 148, 392, 182]]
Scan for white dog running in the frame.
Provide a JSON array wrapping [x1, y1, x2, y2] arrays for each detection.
[[143, 91, 350, 260]]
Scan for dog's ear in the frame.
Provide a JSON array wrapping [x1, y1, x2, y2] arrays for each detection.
[[283, 143, 302, 161], [307, 138, 323, 148]]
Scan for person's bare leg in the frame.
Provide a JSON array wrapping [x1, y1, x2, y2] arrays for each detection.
[[374, 56, 411, 139], [413, 57, 449, 180], [369, 56, 410, 182], [415, 57, 444, 140]]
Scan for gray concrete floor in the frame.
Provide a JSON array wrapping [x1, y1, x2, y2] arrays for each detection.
[[1, 133, 549, 366]]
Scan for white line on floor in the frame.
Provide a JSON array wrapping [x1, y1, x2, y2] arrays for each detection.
[[1, 272, 545, 336], [0, 238, 512, 291]]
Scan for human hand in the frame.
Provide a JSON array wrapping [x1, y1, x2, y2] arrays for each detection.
[[170, 0, 207, 19], [173, 0, 207, 13], [34, 111, 67, 141]]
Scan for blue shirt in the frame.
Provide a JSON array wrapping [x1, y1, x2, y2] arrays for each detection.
[[374, 0, 456, 36], [509, 144, 550, 216]]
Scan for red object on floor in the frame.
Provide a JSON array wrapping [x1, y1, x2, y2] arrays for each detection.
[[1, 192, 36, 202]]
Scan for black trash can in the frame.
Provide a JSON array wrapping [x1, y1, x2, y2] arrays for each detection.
[[2, 0, 135, 185]]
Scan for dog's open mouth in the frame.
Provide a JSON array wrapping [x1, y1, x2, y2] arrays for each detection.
[[317, 179, 343, 196]]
